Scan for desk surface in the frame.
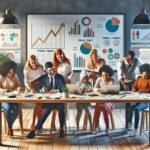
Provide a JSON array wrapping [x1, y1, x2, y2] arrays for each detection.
[[0, 93, 150, 103]]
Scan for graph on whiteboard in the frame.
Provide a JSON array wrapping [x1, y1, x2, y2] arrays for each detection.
[[0, 29, 21, 49], [27, 15, 124, 70], [31, 23, 65, 49]]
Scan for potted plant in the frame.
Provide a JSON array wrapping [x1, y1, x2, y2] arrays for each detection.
[[62, 86, 69, 98]]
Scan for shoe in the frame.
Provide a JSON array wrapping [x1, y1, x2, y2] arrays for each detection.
[[133, 129, 138, 136], [51, 124, 57, 131], [105, 128, 110, 134], [7, 128, 13, 137], [26, 131, 35, 139], [128, 123, 132, 130], [92, 128, 98, 135], [59, 130, 65, 138]]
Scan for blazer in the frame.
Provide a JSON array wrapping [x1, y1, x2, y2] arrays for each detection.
[[36, 73, 66, 93]]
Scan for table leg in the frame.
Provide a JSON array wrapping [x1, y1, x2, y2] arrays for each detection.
[[0, 103, 2, 145], [148, 103, 150, 145]]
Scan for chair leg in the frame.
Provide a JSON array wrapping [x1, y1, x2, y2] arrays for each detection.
[[3, 111, 7, 133], [140, 111, 145, 135], [18, 104, 24, 135], [146, 112, 148, 131], [110, 113, 115, 130]]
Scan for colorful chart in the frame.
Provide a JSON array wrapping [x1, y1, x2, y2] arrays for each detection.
[[83, 27, 94, 37], [74, 53, 85, 68], [105, 17, 120, 33], [69, 20, 80, 35], [80, 42, 92, 55], [0, 29, 21, 49], [82, 17, 91, 26]]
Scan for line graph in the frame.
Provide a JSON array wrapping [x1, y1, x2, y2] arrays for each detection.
[[31, 23, 65, 49]]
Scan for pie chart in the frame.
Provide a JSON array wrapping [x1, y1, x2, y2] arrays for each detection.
[[105, 17, 120, 33], [80, 42, 92, 55]]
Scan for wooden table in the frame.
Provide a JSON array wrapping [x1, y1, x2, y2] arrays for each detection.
[[0, 93, 150, 145]]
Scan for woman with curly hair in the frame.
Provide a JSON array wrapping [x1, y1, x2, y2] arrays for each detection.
[[0, 60, 22, 136], [93, 65, 114, 133], [128, 63, 150, 136]]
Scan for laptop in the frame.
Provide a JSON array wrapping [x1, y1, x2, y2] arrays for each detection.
[[101, 85, 120, 94], [66, 84, 81, 94]]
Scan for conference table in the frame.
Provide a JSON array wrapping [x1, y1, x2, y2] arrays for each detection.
[[0, 92, 150, 145]]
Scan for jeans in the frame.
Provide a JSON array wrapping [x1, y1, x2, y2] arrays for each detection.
[[2, 103, 19, 128], [35, 103, 65, 129], [128, 103, 148, 129]]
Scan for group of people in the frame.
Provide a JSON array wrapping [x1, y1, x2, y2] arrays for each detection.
[[0, 48, 149, 138]]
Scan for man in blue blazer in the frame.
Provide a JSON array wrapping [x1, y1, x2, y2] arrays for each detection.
[[27, 61, 66, 138]]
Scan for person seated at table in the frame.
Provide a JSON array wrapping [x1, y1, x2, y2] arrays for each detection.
[[93, 65, 114, 133], [128, 63, 150, 136], [76, 69, 93, 131], [23, 55, 44, 130], [26, 61, 66, 138], [0, 60, 22, 137]]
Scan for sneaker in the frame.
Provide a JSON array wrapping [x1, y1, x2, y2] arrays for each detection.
[[105, 128, 110, 134], [128, 123, 132, 130], [133, 129, 138, 136], [26, 131, 35, 139], [92, 128, 99, 134], [59, 130, 65, 138]]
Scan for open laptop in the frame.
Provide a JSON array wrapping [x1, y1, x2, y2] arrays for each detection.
[[101, 85, 120, 94], [66, 84, 81, 94]]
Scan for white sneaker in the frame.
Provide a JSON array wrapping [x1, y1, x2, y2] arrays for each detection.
[[92, 128, 99, 134], [128, 123, 132, 130], [133, 129, 138, 136]]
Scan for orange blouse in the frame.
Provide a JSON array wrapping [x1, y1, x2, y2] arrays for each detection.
[[132, 76, 150, 92]]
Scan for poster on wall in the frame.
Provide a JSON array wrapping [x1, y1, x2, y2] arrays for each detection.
[[0, 50, 21, 63], [27, 14, 124, 70], [0, 29, 21, 49], [131, 29, 150, 56]]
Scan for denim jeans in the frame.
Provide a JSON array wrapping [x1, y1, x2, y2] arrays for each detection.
[[35, 103, 65, 129], [2, 103, 19, 128], [128, 103, 148, 129]]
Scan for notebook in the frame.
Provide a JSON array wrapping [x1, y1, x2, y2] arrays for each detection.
[[101, 85, 120, 94]]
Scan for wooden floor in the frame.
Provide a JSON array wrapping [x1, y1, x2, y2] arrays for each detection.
[[0, 108, 149, 150]]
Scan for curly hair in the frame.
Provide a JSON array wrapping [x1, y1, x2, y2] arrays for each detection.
[[139, 63, 150, 74], [0, 60, 17, 77], [99, 65, 114, 77]]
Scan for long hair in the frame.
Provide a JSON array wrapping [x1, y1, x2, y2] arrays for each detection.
[[24, 55, 41, 71], [53, 49, 70, 71], [89, 49, 99, 68]]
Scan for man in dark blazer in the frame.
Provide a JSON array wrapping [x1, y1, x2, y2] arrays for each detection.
[[27, 61, 66, 138]]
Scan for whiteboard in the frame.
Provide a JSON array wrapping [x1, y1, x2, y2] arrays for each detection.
[[27, 14, 124, 70]]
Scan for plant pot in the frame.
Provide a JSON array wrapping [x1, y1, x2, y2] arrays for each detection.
[[63, 92, 69, 98]]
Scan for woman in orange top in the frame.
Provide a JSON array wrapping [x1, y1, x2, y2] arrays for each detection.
[[128, 63, 150, 136]]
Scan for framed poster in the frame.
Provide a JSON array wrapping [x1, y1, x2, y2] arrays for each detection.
[[27, 14, 125, 70], [0, 29, 21, 49]]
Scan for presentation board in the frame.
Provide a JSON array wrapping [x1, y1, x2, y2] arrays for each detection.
[[27, 14, 124, 70]]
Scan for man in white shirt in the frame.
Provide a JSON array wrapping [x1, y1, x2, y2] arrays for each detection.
[[117, 50, 142, 129]]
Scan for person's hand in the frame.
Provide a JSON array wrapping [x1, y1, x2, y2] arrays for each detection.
[[26, 86, 31, 92], [41, 87, 47, 93], [132, 87, 136, 92], [49, 89, 57, 94], [97, 88, 102, 93], [4, 88, 13, 92], [138, 89, 144, 93], [31, 88, 36, 93], [80, 88, 86, 93], [17, 87, 23, 94], [123, 84, 129, 91]]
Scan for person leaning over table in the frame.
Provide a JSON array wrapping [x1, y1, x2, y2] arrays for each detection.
[[0, 60, 22, 137], [52, 48, 73, 130], [93, 65, 114, 134], [128, 63, 150, 136], [26, 61, 66, 139], [117, 50, 142, 129], [87, 49, 105, 87], [23, 54, 44, 130]]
